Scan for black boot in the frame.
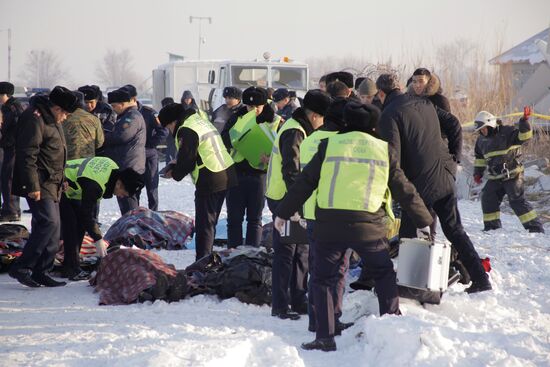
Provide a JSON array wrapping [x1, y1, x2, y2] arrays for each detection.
[[308, 320, 354, 335], [9, 268, 41, 288], [465, 280, 492, 294], [301, 338, 337, 352], [68, 270, 91, 281], [271, 309, 300, 320], [31, 273, 67, 287]]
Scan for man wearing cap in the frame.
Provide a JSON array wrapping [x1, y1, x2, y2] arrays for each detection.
[[211, 86, 243, 133], [0, 82, 24, 222], [265, 89, 332, 320], [376, 73, 492, 294], [273, 101, 432, 351], [158, 102, 237, 260], [273, 88, 298, 122], [9, 86, 79, 288], [221, 87, 278, 248], [78, 85, 116, 136], [121, 84, 168, 212], [105, 89, 146, 215], [60, 157, 144, 280]]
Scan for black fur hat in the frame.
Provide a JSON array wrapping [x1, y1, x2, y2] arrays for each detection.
[[343, 101, 381, 133], [303, 89, 332, 116], [0, 82, 15, 96], [158, 103, 185, 126], [242, 86, 267, 106], [122, 84, 138, 98], [107, 89, 131, 104], [222, 86, 242, 100], [49, 86, 79, 113], [78, 85, 100, 101], [326, 71, 354, 89]]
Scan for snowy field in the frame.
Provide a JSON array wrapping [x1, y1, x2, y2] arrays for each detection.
[[1, 174, 550, 367]]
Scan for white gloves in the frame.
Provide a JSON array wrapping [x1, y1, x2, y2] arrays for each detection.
[[416, 226, 432, 242], [94, 239, 108, 257]]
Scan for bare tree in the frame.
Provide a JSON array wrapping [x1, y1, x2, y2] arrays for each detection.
[[95, 49, 141, 89], [18, 49, 66, 88]]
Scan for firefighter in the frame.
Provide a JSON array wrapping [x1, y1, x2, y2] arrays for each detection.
[[473, 108, 544, 233], [273, 102, 432, 351]]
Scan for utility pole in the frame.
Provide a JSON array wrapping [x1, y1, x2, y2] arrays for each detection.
[[189, 16, 212, 60], [0, 28, 11, 81]]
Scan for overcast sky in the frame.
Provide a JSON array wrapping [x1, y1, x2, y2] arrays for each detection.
[[1, 0, 548, 89]]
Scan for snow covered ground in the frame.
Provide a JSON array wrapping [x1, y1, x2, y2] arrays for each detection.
[[1, 175, 550, 367]]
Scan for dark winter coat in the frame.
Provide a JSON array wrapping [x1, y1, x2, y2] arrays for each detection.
[[138, 102, 169, 150], [435, 106, 462, 163], [276, 100, 299, 122], [103, 106, 146, 174], [13, 95, 67, 201], [408, 73, 451, 112], [212, 102, 243, 132], [91, 101, 116, 132], [0, 96, 24, 149], [275, 133, 432, 243], [378, 91, 455, 205], [171, 112, 238, 195]]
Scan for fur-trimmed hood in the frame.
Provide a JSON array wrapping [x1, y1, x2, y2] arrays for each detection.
[[407, 73, 443, 97]]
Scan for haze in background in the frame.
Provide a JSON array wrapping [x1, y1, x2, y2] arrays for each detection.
[[0, 0, 548, 89]]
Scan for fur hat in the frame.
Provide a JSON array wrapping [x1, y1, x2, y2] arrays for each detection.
[[158, 103, 185, 126], [49, 86, 79, 113], [223, 86, 242, 100], [0, 82, 15, 96], [122, 84, 138, 98], [242, 86, 268, 106], [375, 74, 401, 94], [107, 89, 131, 104], [326, 71, 354, 89], [161, 97, 175, 107], [303, 89, 332, 116], [357, 78, 377, 97], [118, 168, 145, 196], [78, 85, 100, 101], [272, 88, 290, 102], [343, 101, 381, 133], [325, 97, 348, 127]]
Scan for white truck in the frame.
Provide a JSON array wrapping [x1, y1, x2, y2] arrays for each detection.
[[152, 57, 309, 113]]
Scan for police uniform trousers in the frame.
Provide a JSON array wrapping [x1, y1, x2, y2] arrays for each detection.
[[226, 172, 266, 247], [1, 147, 20, 217], [267, 198, 309, 313], [117, 193, 139, 215], [481, 173, 542, 231], [59, 195, 90, 277], [194, 190, 226, 261], [143, 148, 160, 211], [11, 198, 60, 276], [312, 237, 398, 339], [306, 220, 349, 330]]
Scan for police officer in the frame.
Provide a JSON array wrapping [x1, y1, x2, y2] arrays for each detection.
[[0, 82, 24, 222], [60, 157, 144, 280], [265, 89, 332, 320], [274, 102, 433, 351], [122, 84, 168, 211], [221, 87, 278, 248], [273, 88, 298, 122], [158, 103, 237, 260], [211, 86, 242, 132], [78, 85, 117, 136], [473, 108, 543, 233]]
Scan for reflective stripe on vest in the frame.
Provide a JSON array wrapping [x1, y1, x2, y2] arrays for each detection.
[[265, 119, 306, 200], [299, 130, 337, 220], [64, 157, 119, 200], [176, 113, 233, 184], [317, 131, 391, 214]]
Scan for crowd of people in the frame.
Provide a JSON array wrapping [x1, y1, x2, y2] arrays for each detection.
[[0, 65, 543, 351]]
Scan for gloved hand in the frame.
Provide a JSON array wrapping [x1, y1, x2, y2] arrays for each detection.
[[274, 216, 286, 236], [523, 106, 532, 121], [94, 239, 108, 257], [416, 226, 432, 242], [290, 212, 301, 222], [473, 174, 482, 185], [256, 103, 275, 124]]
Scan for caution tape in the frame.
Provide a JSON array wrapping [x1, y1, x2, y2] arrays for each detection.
[[463, 112, 550, 127]]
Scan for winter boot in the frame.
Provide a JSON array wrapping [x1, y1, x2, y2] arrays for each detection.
[[301, 338, 337, 352]]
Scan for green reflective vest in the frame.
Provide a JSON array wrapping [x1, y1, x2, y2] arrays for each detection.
[[299, 130, 338, 220], [317, 131, 393, 217], [265, 119, 306, 200], [64, 157, 119, 200], [175, 113, 234, 184]]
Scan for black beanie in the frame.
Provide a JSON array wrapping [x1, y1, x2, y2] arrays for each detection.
[[242, 86, 267, 106], [325, 98, 348, 127], [0, 82, 15, 96], [158, 103, 185, 126], [303, 89, 332, 116], [122, 84, 138, 98], [108, 89, 131, 104], [326, 71, 354, 89], [49, 86, 79, 113], [118, 168, 144, 196], [343, 101, 381, 133], [222, 86, 242, 100], [78, 85, 100, 101], [375, 74, 401, 94], [272, 88, 290, 102]]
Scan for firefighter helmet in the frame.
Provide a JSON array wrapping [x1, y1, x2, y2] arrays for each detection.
[[474, 111, 497, 131]]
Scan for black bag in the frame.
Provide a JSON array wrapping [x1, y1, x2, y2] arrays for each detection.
[[279, 220, 308, 244]]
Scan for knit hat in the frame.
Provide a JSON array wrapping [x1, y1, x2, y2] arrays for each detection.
[[325, 98, 348, 127], [303, 89, 332, 116], [158, 103, 185, 126], [325, 71, 354, 89], [343, 101, 381, 133], [118, 168, 144, 196], [107, 89, 131, 104], [49, 86, 79, 113], [222, 86, 242, 100], [375, 74, 401, 94], [272, 88, 290, 102], [242, 86, 268, 106], [357, 78, 377, 97], [78, 85, 100, 101], [0, 82, 15, 96], [121, 84, 138, 98]]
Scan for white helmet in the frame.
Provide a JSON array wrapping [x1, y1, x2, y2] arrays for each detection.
[[474, 111, 497, 131]]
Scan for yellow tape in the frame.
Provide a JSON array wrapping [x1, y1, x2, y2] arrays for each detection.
[[464, 112, 550, 127]]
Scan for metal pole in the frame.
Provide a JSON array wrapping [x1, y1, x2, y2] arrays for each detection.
[[198, 20, 202, 60], [189, 16, 212, 60], [7, 29, 11, 81]]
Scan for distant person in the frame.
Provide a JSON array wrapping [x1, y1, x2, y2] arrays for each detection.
[[326, 81, 351, 99], [10, 86, 78, 288], [318, 75, 327, 91], [161, 97, 177, 165], [410, 68, 451, 112], [272, 88, 298, 122], [211, 86, 243, 132], [0, 82, 24, 222], [181, 90, 209, 121], [78, 85, 117, 134]]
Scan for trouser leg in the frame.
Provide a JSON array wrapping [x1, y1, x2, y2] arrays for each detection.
[[194, 190, 226, 260], [144, 149, 159, 211], [244, 174, 266, 246], [504, 175, 543, 232], [1, 148, 19, 216], [226, 178, 246, 248], [481, 180, 505, 230], [60, 196, 86, 276], [290, 243, 309, 310], [117, 194, 139, 216]]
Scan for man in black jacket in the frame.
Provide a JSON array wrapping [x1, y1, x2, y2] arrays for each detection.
[[376, 73, 491, 294], [159, 103, 237, 260], [78, 85, 116, 138], [0, 82, 24, 222], [9, 86, 79, 288], [274, 102, 433, 351], [212, 86, 242, 132]]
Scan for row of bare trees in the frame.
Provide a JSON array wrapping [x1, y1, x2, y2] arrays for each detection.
[[17, 49, 141, 90]]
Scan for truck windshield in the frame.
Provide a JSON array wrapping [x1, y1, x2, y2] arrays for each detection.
[[231, 66, 268, 88], [271, 67, 307, 89]]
